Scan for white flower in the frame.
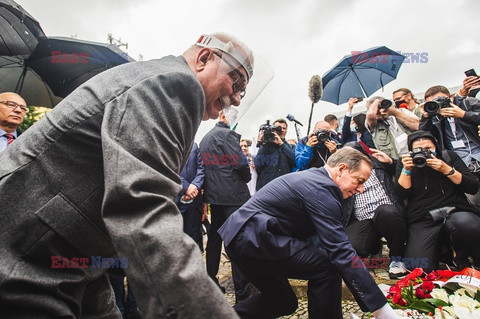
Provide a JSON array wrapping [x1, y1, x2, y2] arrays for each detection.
[[449, 294, 480, 312], [431, 288, 450, 304], [433, 307, 455, 319]]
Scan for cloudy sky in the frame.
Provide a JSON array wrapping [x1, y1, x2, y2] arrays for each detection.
[[17, 0, 480, 142]]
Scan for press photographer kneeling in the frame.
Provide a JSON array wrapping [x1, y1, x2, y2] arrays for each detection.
[[394, 130, 480, 272]]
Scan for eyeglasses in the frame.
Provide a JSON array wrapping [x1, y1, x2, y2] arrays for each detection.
[[0, 100, 29, 113], [212, 51, 247, 99]]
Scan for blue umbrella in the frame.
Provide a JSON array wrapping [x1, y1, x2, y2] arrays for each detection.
[[321, 46, 405, 105]]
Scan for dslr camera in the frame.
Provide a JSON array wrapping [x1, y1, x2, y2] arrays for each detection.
[[259, 120, 283, 143], [314, 129, 331, 144], [410, 147, 433, 168], [423, 97, 451, 116], [378, 99, 405, 109]]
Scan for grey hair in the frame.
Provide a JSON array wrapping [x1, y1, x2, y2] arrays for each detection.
[[326, 147, 372, 171], [366, 96, 383, 109]]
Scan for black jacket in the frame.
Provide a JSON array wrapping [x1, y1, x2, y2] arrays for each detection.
[[394, 130, 479, 223], [199, 121, 251, 205], [419, 96, 480, 151], [254, 140, 295, 190]]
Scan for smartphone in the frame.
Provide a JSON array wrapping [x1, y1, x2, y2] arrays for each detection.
[[354, 97, 364, 102], [465, 69, 478, 77]]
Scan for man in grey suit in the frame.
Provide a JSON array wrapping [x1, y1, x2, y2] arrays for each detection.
[[0, 33, 257, 318]]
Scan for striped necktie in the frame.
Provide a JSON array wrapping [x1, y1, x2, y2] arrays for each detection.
[[5, 133, 14, 145]]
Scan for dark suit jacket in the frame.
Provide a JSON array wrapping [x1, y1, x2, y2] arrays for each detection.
[[176, 142, 204, 207], [219, 167, 386, 312], [0, 56, 237, 318]]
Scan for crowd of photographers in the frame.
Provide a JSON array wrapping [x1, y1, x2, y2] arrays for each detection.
[[234, 74, 480, 280]]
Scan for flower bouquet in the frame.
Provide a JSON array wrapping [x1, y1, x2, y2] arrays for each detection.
[[385, 267, 480, 318]]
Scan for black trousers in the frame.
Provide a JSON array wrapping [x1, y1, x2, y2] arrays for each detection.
[[345, 204, 406, 258], [206, 204, 251, 301], [405, 210, 480, 272], [226, 228, 343, 319]]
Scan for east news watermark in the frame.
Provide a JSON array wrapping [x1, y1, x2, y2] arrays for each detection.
[[351, 51, 429, 64], [351, 256, 429, 269], [51, 256, 128, 269]]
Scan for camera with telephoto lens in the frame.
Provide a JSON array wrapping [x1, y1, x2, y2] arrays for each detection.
[[423, 97, 451, 116], [411, 147, 433, 168], [379, 99, 394, 109], [259, 120, 283, 143], [314, 129, 331, 144]]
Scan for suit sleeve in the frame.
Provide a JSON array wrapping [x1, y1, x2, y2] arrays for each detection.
[[100, 72, 238, 318], [303, 185, 387, 312], [191, 144, 205, 190]]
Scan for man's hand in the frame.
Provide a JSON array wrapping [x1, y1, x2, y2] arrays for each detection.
[[370, 149, 393, 164], [401, 154, 414, 172], [273, 132, 284, 145], [438, 103, 465, 119], [324, 140, 337, 153], [185, 184, 198, 199], [478, 124, 480, 136], [347, 97, 360, 112], [306, 132, 319, 147], [461, 76, 480, 96], [426, 154, 451, 174]]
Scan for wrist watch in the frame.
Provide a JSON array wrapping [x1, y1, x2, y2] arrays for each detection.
[[445, 167, 455, 176]]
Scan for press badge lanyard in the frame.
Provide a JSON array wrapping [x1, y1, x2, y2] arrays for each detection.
[[447, 118, 465, 149]]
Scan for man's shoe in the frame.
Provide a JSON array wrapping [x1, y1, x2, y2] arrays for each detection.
[[388, 261, 408, 279]]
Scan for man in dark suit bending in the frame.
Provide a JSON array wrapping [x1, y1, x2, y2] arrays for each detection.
[[219, 147, 398, 319]]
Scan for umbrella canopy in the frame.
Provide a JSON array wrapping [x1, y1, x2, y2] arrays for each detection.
[[0, 36, 134, 107], [0, 0, 45, 56], [321, 46, 405, 105]]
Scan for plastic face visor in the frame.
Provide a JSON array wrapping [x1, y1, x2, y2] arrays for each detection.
[[195, 34, 253, 81]]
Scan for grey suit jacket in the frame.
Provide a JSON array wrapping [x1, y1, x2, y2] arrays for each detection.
[[0, 56, 238, 318]]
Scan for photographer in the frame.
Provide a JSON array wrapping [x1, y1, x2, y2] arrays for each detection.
[[395, 131, 480, 271], [366, 96, 419, 160], [341, 97, 375, 148], [254, 118, 295, 190], [295, 121, 338, 171], [419, 85, 480, 210]]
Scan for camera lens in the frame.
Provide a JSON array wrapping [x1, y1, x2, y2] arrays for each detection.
[[424, 101, 440, 115], [379, 100, 393, 109]]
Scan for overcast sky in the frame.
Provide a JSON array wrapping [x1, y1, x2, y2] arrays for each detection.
[[17, 0, 480, 142]]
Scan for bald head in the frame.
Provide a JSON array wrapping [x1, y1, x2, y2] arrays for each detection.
[[0, 92, 27, 133], [313, 121, 331, 132]]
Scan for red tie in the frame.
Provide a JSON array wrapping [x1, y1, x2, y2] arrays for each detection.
[[5, 133, 14, 145]]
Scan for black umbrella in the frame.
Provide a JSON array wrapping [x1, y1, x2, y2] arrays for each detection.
[[0, 36, 134, 107], [0, 0, 45, 56]]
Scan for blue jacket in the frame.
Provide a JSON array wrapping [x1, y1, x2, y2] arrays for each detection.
[[176, 143, 204, 208], [294, 136, 333, 171], [218, 167, 387, 313]]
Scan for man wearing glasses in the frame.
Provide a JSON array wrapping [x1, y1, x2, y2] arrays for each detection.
[[0, 92, 27, 153], [0, 33, 266, 318], [392, 88, 423, 118]]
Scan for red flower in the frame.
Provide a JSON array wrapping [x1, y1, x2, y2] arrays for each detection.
[[421, 280, 434, 292], [425, 271, 439, 281], [406, 268, 423, 280], [392, 291, 407, 306], [415, 287, 427, 299]]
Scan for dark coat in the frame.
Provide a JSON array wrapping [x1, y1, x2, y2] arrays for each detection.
[[199, 121, 251, 206], [219, 167, 387, 313], [341, 114, 375, 148], [254, 140, 295, 190], [419, 96, 480, 151]]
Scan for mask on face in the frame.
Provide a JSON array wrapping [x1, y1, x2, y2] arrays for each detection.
[[350, 125, 357, 133]]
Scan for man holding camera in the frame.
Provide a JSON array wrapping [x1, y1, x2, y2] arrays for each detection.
[[419, 85, 480, 210], [254, 118, 295, 190], [366, 96, 419, 160], [295, 121, 338, 171], [395, 130, 480, 271], [392, 88, 423, 118]]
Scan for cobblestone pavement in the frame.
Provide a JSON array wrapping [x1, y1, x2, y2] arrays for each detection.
[[213, 241, 395, 319]]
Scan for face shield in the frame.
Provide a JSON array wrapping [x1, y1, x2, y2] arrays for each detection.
[[195, 35, 273, 126]]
